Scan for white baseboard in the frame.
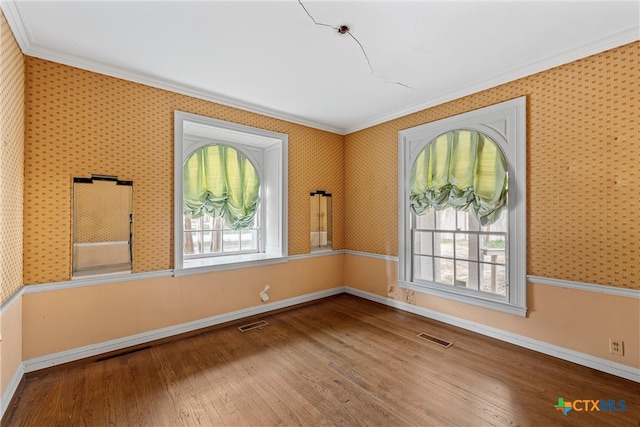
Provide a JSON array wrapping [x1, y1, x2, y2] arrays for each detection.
[[22, 287, 344, 373], [345, 287, 640, 383], [1, 360, 25, 420]]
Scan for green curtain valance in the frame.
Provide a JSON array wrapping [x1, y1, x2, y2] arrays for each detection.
[[183, 144, 260, 230], [410, 130, 507, 226]]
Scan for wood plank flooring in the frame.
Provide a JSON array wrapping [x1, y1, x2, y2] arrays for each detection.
[[7, 295, 640, 426]]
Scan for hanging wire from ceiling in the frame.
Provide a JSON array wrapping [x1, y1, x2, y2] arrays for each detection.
[[297, 0, 419, 93], [297, 0, 374, 73]]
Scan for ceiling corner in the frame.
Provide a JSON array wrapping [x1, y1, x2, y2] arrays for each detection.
[[1, 0, 33, 53]]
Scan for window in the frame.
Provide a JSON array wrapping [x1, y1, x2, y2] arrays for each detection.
[[183, 145, 260, 257], [174, 111, 287, 274], [183, 212, 259, 256], [398, 97, 526, 316]]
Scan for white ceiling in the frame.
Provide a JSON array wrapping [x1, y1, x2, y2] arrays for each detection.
[[2, 1, 639, 134]]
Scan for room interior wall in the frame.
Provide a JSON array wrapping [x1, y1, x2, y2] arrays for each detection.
[[17, 54, 346, 361], [344, 42, 639, 369], [1, 12, 637, 414], [22, 254, 344, 360], [344, 254, 639, 369], [0, 298, 21, 404], [73, 179, 132, 244], [0, 10, 24, 306], [23, 56, 345, 284], [0, 9, 24, 402]]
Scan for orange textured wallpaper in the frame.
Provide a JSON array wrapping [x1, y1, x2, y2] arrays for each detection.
[[24, 58, 344, 284], [0, 10, 24, 304], [345, 42, 638, 289], [74, 180, 132, 243]]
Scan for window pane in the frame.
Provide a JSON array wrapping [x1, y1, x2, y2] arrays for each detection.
[[434, 258, 454, 285], [455, 260, 469, 288], [414, 231, 433, 256], [184, 231, 202, 254], [434, 232, 454, 258], [436, 209, 456, 231], [481, 208, 507, 233], [466, 211, 480, 230], [183, 231, 197, 255], [454, 233, 469, 259], [204, 230, 224, 254], [415, 209, 435, 229], [481, 235, 506, 265], [223, 231, 241, 252], [414, 255, 433, 282], [240, 229, 257, 251], [481, 234, 506, 250], [202, 230, 212, 254], [202, 215, 213, 230], [481, 263, 507, 296]]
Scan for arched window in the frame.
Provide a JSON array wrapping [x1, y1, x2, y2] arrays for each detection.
[[410, 130, 509, 295], [399, 97, 526, 316], [174, 111, 287, 274], [183, 144, 261, 256], [410, 130, 507, 226]]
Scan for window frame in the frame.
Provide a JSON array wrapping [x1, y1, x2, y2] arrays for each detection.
[[174, 111, 288, 275], [398, 97, 527, 316], [412, 207, 509, 295], [183, 212, 260, 258]]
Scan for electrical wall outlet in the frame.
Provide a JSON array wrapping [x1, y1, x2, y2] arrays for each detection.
[[609, 339, 624, 356]]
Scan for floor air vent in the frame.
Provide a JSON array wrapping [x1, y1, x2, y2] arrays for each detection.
[[417, 333, 453, 348], [238, 320, 269, 332]]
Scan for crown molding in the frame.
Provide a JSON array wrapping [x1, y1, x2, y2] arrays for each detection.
[[0, 0, 31, 51], [344, 26, 640, 134], [25, 44, 346, 135], [0, 1, 344, 135], [3, 1, 638, 136]]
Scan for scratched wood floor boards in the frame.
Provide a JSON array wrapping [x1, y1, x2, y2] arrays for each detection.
[[8, 295, 640, 426]]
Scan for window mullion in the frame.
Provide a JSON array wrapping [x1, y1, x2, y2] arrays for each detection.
[[199, 216, 204, 254], [452, 231, 457, 286]]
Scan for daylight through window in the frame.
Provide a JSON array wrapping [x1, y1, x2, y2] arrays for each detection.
[[174, 111, 288, 274], [398, 97, 526, 316]]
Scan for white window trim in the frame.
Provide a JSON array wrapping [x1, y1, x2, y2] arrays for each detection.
[[398, 97, 527, 316], [174, 111, 288, 275]]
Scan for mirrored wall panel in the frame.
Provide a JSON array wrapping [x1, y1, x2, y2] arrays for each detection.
[[72, 175, 133, 277]]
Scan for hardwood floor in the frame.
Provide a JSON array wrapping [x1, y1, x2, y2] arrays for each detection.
[[7, 295, 640, 426]]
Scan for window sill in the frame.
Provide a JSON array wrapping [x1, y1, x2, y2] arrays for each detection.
[[175, 253, 287, 277], [399, 280, 527, 317]]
